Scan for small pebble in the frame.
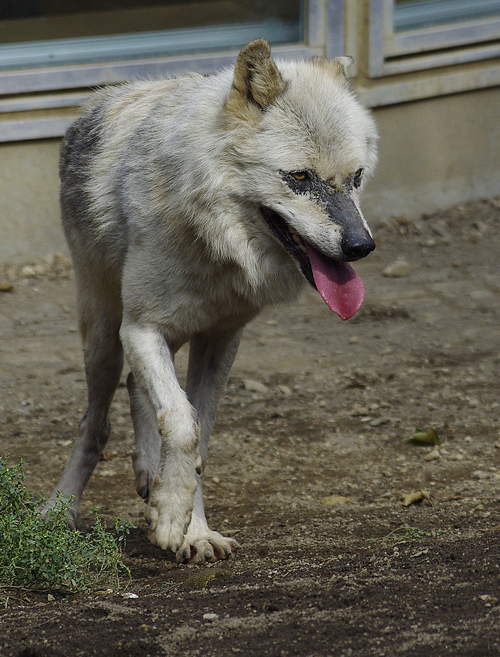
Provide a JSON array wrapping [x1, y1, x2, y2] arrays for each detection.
[[320, 495, 353, 506], [402, 490, 430, 506], [20, 265, 37, 278], [349, 403, 369, 416], [370, 417, 391, 427], [423, 449, 440, 461], [34, 263, 49, 276], [243, 379, 268, 394], [382, 259, 410, 278], [447, 453, 464, 461], [203, 613, 218, 622], [472, 470, 489, 480]]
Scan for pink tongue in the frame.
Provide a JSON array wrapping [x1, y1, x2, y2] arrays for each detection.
[[305, 242, 365, 320]]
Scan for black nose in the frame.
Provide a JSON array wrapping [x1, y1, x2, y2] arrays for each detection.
[[341, 232, 375, 260]]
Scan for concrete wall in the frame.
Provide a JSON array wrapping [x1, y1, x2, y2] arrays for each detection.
[[0, 138, 63, 263], [0, 84, 500, 263], [364, 85, 500, 222]]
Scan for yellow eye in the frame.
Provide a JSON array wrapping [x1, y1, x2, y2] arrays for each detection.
[[353, 168, 363, 187], [291, 171, 308, 181]]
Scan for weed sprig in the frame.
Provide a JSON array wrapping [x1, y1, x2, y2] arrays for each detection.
[[0, 457, 132, 592]]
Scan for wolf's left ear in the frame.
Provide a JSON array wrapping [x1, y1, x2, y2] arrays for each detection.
[[335, 56, 354, 76], [226, 39, 286, 116], [312, 55, 354, 85]]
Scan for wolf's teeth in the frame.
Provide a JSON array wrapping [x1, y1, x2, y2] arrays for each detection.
[[291, 232, 302, 245]]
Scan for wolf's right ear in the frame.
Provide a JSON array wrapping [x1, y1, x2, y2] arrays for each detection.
[[226, 39, 286, 118]]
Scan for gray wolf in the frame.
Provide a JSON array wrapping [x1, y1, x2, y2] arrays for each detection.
[[47, 40, 377, 563]]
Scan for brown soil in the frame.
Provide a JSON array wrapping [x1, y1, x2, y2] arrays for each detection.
[[1, 197, 500, 657]]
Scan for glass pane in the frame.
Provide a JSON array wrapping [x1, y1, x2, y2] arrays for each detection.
[[394, 0, 500, 32], [0, 0, 304, 70]]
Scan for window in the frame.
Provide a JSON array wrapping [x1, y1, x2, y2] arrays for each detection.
[[394, 0, 500, 32], [369, 0, 500, 76], [0, 0, 323, 141], [0, 1, 303, 71]]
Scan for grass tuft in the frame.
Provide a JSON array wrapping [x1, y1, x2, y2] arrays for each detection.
[[0, 457, 133, 592]]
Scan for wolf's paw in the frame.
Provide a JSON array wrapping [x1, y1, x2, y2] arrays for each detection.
[[145, 474, 197, 552], [146, 501, 192, 552], [176, 528, 241, 564]]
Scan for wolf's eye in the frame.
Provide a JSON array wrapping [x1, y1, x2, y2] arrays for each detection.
[[353, 168, 364, 188], [291, 171, 309, 182]]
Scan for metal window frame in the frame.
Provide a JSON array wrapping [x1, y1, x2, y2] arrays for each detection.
[[0, 0, 345, 143], [369, 0, 500, 77]]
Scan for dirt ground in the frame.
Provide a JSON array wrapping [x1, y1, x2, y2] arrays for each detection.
[[0, 197, 500, 657]]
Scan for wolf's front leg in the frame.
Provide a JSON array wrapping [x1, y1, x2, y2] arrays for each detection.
[[121, 322, 200, 553], [127, 378, 237, 562], [174, 327, 245, 562]]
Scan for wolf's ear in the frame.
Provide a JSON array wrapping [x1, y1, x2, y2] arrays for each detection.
[[312, 55, 354, 86], [226, 39, 286, 116], [335, 56, 354, 76]]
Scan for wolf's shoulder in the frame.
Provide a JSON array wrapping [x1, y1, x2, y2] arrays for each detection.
[[81, 74, 205, 121], [61, 73, 211, 165]]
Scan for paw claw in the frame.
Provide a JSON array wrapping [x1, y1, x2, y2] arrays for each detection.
[[175, 549, 190, 563], [180, 529, 240, 564], [147, 528, 158, 546]]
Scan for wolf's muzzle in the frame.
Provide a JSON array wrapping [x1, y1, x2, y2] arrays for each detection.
[[326, 190, 375, 261]]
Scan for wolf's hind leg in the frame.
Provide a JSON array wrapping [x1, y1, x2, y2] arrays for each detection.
[[44, 304, 123, 523], [127, 372, 162, 501]]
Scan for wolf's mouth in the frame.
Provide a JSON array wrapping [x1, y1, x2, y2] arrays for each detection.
[[260, 206, 315, 287], [260, 205, 365, 320]]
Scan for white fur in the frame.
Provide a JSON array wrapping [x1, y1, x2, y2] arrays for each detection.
[[46, 41, 377, 562]]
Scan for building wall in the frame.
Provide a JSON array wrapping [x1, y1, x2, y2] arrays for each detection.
[[364, 85, 500, 220], [1, 83, 499, 263], [0, 138, 62, 263]]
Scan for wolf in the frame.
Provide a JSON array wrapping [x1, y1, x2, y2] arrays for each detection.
[[47, 39, 377, 563]]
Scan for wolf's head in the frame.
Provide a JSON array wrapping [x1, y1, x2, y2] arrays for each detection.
[[225, 40, 378, 320]]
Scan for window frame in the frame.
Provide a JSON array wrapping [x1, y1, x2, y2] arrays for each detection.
[[0, 0, 342, 142], [369, 0, 500, 77], [6, 0, 500, 141]]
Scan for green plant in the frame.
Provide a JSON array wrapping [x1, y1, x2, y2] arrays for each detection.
[[0, 457, 133, 592], [383, 524, 451, 542]]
